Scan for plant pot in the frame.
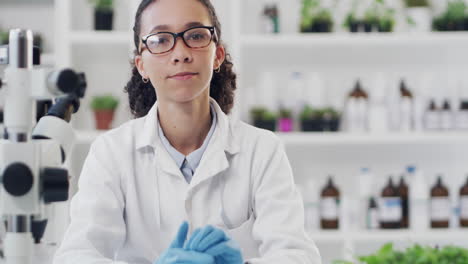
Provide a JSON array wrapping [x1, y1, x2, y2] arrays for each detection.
[[446, 20, 465, 31], [278, 118, 293, 132], [94, 9, 113, 30], [312, 21, 332, 33], [253, 119, 276, 132], [349, 21, 360, 32], [94, 109, 115, 130], [301, 119, 323, 132], [406, 7, 432, 32], [378, 26, 392, 33], [465, 17, 468, 30], [378, 21, 394, 32], [363, 22, 374, 33], [301, 24, 314, 33], [432, 17, 446, 31], [322, 118, 340, 132]]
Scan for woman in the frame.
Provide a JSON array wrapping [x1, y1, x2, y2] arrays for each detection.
[[53, 0, 321, 263]]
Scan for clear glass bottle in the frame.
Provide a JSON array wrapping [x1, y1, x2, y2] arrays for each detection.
[[399, 80, 413, 132]]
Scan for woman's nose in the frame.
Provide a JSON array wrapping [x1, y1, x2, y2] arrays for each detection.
[[171, 38, 193, 64]]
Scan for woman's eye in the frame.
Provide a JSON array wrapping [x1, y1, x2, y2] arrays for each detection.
[[189, 33, 206, 40], [157, 37, 170, 44]]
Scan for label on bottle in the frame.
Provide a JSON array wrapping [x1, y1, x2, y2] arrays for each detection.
[[320, 197, 339, 220], [460, 196, 468, 219], [440, 112, 453, 130], [379, 197, 402, 222], [430, 197, 451, 221], [261, 16, 274, 34], [424, 112, 439, 130], [455, 111, 468, 130]]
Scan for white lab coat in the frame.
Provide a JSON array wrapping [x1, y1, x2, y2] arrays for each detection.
[[53, 98, 321, 264]]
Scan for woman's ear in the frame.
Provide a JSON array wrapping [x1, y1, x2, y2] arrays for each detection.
[[214, 44, 226, 70], [135, 55, 147, 78]]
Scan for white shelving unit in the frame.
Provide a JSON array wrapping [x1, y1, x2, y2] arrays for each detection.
[[277, 132, 468, 146], [309, 229, 468, 243], [240, 32, 468, 48], [230, 1, 468, 263], [46, 0, 468, 263]]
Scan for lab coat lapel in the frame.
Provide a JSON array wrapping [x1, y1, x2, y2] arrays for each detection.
[[188, 98, 239, 190], [136, 100, 185, 179]]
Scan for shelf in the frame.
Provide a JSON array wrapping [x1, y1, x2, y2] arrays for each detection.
[[240, 32, 468, 48], [309, 229, 468, 243], [276, 132, 468, 146], [74, 130, 468, 146], [69, 31, 132, 45]]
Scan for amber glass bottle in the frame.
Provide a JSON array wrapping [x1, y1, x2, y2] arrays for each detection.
[[398, 176, 409, 228], [380, 177, 402, 229], [320, 176, 340, 229], [460, 176, 468, 227], [430, 176, 450, 228]]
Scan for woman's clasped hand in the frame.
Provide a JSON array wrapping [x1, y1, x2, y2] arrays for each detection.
[[155, 221, 243, 264]]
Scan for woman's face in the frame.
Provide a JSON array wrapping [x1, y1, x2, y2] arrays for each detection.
[[135, 0, 225, 103]]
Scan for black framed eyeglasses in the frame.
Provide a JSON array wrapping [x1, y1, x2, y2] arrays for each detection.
[[140, 26, 217, 54]]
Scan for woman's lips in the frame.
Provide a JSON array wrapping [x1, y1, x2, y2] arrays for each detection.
[[168, 72, 198, 81]]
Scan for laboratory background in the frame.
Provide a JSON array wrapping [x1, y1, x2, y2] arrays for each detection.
[[1, 0, 468, 263]]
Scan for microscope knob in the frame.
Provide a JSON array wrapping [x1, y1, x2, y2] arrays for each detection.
[[2, 162, 34, 196], [55, 69, 79, 94], [42, 168, 69, 203]]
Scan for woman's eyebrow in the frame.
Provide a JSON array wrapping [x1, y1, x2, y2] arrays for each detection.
[[149, 22, 206, 33]]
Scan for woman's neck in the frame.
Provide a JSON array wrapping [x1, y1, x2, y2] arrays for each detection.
[[157, 95, 212, 156]]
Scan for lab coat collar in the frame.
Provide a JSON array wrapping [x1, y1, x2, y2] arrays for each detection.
[[135, 97, 240, 161]]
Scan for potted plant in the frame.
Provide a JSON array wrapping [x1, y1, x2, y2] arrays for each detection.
[[312, 8, 333, 33], [378, 8, 395, 32], [89, 0, 114, 30], [405, 0, 431, 32], [321, 107, 341, 132], [433, 0, 466, 31], [278, 108, 293, 132], [333, 243, 468, 264], [300, 0, 333, 33], [363, 6, 379, 32], [250, 107, 276, 132], [90, 95, 119, 130], [300, 0, 316, 33], [0, 30, 9, 45], [343, 12, 362, 33], [300, 105, 323, 132]]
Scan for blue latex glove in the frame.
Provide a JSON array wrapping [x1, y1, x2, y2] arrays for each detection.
[[184, 225, 243, 264], [184, 225, 228, 252], [154, 221, 215, 264], [205, 239, 243, 264]]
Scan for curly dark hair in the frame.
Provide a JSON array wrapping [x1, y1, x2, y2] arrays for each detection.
[[124, 0, 237, 118]]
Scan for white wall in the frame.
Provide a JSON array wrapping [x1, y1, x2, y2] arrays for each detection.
[[0, 2, 55, 53]]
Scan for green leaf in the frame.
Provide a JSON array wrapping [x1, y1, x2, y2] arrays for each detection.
[[89, 0, 114, 10]]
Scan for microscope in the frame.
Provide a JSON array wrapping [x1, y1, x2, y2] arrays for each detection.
[[0, 29, 86, 264]]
